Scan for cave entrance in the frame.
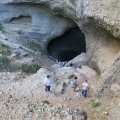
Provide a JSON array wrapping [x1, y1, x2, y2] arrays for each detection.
[[47, 27, 86, 62]]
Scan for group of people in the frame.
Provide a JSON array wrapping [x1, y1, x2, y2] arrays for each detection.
[[44, 75, 89, 98], [70, 76, 89, 97]]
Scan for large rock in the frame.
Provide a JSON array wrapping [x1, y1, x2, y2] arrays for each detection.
[[95, 53, 120, 98]]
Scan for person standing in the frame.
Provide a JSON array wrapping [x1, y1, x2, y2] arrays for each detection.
[[44, 75, 51, 92], [82, 80, 89, 97], [70, 76, 78, 92], [60, 82, 67, 94]]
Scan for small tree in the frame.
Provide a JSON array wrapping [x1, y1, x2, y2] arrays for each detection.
[[21, 63, 40, 73]]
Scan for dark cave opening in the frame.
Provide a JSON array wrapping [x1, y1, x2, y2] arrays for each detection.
[[47, 27, 86, 62]]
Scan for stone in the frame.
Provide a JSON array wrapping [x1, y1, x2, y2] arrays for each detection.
[[80, 111, 87, 120], [103, 111, 109, 115], [65, 115, 72, 120], [20, 52, 29, 57], [42, 100, 50, 105], [11, 50, 20, 57], [65, 53, 89, 67], [0, 32, 8, 40]]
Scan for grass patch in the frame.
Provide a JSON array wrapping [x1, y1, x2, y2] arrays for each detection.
[[0, 23, 5, 33], [0, 54, 11, 71], [21, 63, 40, 73], [0, 42, 11, 55], [19, 37, 41, 52], [89, 99, 101, 108], [25, 40, 41, 52], [39, 103, 49, 110]]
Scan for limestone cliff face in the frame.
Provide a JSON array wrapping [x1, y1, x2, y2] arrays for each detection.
[[0, 4, 75, 52], [95, 53, 120, 99], [0, 0, 120, 98], [1, 0, 120, 38], [0, 0, 120, 72]]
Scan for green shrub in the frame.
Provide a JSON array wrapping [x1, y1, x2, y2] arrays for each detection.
[[89, 99, 101, 108], [0, 43, 11, 55], [0, 54, 11, 70], [21, 63, 40, 73], [0, 23, 5, 33], [18, 38, 41, 52]]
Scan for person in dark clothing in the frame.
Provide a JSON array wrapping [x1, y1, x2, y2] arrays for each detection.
[[71, 77, 78, 92], [60, 82, 67, 94]]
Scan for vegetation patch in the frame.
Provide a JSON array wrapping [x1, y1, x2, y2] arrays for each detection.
[[89, 99, 101, 108], [19, 37, 41, 52], [0, 23, 5, 33], [21, 63, 40, 73], [26, 40, 41, 52], [0, 54, 11, 71], [39, 103, 49, 110], [0, 42, 11, 55]]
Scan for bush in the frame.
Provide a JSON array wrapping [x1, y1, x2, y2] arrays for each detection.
[[0, 43, 11, 55], [21, 63, 40, 73], [89, 99, 101, 108], [0, 23, 5, 33], [18, 38, 41, 52], [0, 54, 11, 71]]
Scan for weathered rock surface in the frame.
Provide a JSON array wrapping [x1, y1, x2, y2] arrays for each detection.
[[0, 0, 120, 73], [0, 0, 120, 38], [0, 1, 120, 119], [65, 53, 89, 67], [95, 53, 120, 98], [0, 4, 75, 52]]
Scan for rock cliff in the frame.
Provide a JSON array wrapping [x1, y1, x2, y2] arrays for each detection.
[[1, 0, 120, 38], [0, 0, 120, 100]]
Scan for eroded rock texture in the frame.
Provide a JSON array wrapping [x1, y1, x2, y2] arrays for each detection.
[[0, 4, 75, 52], [1, 0, 120, 38]]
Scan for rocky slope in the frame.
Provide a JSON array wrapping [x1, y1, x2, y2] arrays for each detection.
[[0, 0, 120, 119], [0, 0, 120, 98]]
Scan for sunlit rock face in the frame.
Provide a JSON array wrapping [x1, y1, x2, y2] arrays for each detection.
[[1, 0, 120, 38]]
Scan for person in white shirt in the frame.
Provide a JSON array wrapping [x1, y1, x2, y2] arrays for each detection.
[[82, 80, 89, 97], [44, 75, 51, 92]]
